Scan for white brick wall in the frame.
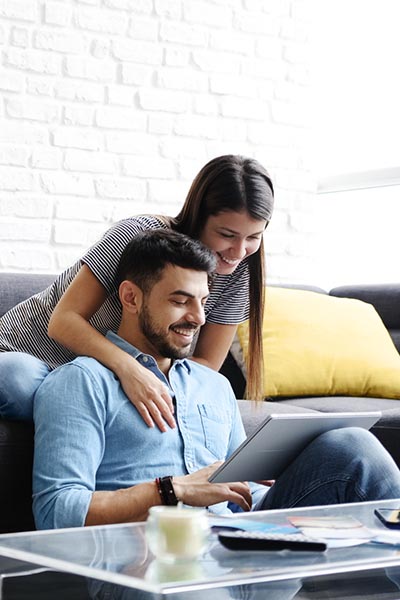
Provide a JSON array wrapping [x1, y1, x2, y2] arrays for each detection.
[[0, 0, 314, 281]]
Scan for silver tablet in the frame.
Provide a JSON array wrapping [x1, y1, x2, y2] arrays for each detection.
[[209, 411, 381, 483]]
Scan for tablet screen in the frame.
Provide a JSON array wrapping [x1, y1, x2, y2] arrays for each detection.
[[209, 411, 381, 483]]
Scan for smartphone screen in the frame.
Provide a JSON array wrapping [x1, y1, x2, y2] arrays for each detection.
[[374, 508, 400, 529]]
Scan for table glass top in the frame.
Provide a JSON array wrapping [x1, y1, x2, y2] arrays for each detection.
[[1, 499, 400, 596]]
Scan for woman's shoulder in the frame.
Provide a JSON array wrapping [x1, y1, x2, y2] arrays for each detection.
[[89, 215, 170, 249], [111, 215, 169, 233], [212, 259, 250, 288]]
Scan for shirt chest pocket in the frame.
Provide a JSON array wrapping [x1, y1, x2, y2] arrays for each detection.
[[197, 404, 231, 460]]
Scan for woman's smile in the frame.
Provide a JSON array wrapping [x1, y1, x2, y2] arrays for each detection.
[[200, 210, 267, 275]]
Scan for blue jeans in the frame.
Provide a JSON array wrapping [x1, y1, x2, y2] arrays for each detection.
[[0, 352, 50, 420], [259, 427, 400, 509]]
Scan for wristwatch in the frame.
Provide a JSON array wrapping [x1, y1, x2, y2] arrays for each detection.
[[155, 475, 179, 506]]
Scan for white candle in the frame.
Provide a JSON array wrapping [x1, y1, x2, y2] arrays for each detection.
[[146, 505, 209, 563]]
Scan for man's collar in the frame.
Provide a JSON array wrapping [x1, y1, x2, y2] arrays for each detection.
[[105, 331, 192, 373]]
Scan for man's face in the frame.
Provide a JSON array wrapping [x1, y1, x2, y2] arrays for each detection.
[[137, 264, 209, 360]]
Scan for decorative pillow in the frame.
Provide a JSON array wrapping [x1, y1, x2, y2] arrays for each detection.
[[236, 287, 400, 399]]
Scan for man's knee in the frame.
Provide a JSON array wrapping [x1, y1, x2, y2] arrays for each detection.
[[320, 426, 374, 446], [313, 427, 384, 463]]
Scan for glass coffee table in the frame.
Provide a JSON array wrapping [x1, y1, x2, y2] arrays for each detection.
[[1, 499, 400, 599]]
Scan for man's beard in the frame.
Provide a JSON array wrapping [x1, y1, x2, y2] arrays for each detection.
[[139, 305, 196, 360]]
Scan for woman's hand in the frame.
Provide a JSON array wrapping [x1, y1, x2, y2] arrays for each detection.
[[48, 265, 176, 432], [172, 463, 252, 511], [117, 354, 176, 432]]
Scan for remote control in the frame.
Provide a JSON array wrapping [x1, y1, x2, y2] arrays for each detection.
[[218, 530, 327, 552]]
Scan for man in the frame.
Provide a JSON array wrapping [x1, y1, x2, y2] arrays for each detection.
[[33, 230, 400, 529]]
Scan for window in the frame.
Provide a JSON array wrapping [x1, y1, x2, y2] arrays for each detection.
[[310, 0, 400, 286], [313, 0, 400, 185]]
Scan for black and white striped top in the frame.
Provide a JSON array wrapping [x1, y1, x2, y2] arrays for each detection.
[[0, 216, 250, 369]]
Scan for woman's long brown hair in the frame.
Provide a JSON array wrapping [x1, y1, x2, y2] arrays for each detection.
[[167, 155, 274, 401]]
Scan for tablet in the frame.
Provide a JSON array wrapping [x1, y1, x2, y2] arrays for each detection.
[[209, 411, 381, 483]]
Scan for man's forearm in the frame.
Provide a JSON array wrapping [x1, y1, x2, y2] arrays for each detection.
[[83, 463, 253, 527], [85, 481, 162, 526]]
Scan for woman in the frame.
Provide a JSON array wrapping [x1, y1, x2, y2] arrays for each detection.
[[0, 155, 274, 426]]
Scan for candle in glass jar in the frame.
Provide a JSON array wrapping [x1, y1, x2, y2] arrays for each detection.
[[146, 505, 209, 563]]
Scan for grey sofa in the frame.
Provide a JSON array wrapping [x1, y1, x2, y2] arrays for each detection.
[[221, 282, 400, 468], [1, 273, 400, 533]]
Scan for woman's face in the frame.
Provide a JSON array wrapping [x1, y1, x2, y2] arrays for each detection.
[[199, 210, 267, 275]]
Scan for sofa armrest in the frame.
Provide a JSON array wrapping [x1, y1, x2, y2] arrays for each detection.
[[0, 420, 35, 533]]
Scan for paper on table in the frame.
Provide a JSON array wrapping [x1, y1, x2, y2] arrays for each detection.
[[299, 526, 372, 540], [209, 517, 298, 535], [369, 528, 400, 546], [324, 538, 372, 549], [289, 515, 367, 530], [288, 515, 373, 547], [289, 516, 371, 538]]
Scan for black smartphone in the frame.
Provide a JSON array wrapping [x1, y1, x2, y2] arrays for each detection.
[[374, 508, 400, 529]]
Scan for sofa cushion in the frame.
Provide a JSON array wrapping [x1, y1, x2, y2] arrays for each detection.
[[238, 399, 317, 437], [0, 273, 55, 317], [277, 396, 400, 413], [277, 396, 400, 467], [237, 287, 400, 400], [330, 284, 400, 332], [330, 283, 400, 353]]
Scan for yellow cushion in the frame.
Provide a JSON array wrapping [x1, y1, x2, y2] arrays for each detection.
[[237, 287, 400, 399]]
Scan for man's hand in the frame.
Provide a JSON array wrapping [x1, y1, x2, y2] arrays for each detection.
[[86, 463, 251, 527], [172, 463, 252, 511], [257, 480, 275, 487]]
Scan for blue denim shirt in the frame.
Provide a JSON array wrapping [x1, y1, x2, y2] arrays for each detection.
[[33, 332, 266, 529]]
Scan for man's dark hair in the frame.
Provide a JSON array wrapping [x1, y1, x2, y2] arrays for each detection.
[[115, 229, 217, 293]]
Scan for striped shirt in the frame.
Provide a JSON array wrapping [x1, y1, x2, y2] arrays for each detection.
[[0, 216, 250, 369]]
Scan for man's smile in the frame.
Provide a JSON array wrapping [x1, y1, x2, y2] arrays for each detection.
[[170, 324, 198, 341]]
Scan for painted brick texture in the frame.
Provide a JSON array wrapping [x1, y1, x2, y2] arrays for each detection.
[[0, 0, 313, 281]]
